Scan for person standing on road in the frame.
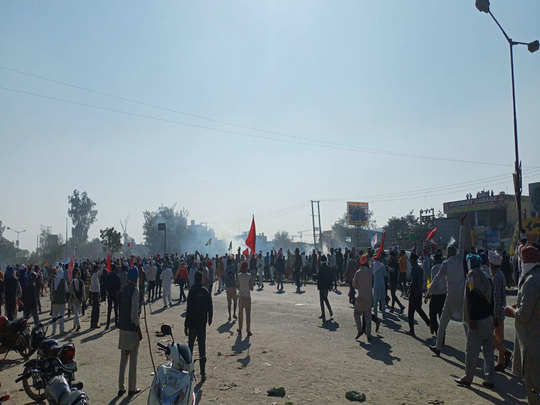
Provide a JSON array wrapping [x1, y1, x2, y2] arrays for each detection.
[[505, 243, 540, 405], [161, 261, 173, 308], [146, 260, 156, 303], [428, 222, 466, 356], [294, 248, 302, 293], [256, 252, 265, 290], [51, 267, 67, 336], [345, 249, 357, 305], [4, 266, 20, 321], [185, 271, 213, 381], [105, 265, 121, 330], [488, 250, 511, 372], [353, 254, 373, 341], [89, 264, 102, 329], [70, 269, 85, 332], [237, 261, 254, 336], [455, 254, 495, 389], [316, 255, 334, 323], [176, 258, 188, 302], [275, 249, 285, 292], [424, 251, 446, 336], [224, 256, 238, 321], [117, 266, 142, 398], [407, 252, 430, 337], [372, 255, 386, 320]]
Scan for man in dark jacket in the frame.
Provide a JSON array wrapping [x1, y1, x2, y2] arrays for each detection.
[[105, 265, 121, 329], [317, 255, 334, 323], [185, 271, 213, 380], [407, 252, 430, 336]]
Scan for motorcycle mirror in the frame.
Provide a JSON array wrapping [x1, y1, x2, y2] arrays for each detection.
[[161, 324, 172, 336]]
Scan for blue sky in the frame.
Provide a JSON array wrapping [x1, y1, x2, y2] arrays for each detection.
[[1, 1, 539, 251]]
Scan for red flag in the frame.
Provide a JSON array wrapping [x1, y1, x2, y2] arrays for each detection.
[[44, 261, 49, 266], [245, 216, 256, 255], [242, 248, 250, 257], [374, 233, 386, 260], [129, 255, 134, 267], [425, 227, 438, 242], [67, 255, 74, 280], [106, 254, 111, 273]]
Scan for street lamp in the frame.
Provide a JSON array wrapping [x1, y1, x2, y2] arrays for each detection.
[[6, 226, 26, 248], [475, 0, 538, 235]]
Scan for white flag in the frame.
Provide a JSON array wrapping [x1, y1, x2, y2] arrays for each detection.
[[447, 236, 456, 248], [371, 234, 378, 248]]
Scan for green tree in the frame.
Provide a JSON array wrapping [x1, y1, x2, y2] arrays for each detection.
[[68, 190, 98, 247], [100, 227, 122, 255], [143, 205, 189, 254], [383, 211, 430, 250], [273, 231, 293, 251]]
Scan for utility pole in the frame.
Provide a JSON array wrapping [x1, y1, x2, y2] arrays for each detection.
[[311, 200, 322, 251]]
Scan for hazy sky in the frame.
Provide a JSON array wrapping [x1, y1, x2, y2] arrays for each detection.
[[1, 1, 539, 251]]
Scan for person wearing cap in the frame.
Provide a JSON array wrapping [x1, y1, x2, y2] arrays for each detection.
[[488, 250, 511, 372], [316, 255, 334, 323], [117, 266, 141, 397], [352, 254, 373, 341], [407, 252, 430, 337], [505, 243, 540, 404], [456, 253, 495, 388]]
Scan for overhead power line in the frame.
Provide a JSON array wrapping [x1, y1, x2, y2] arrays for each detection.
[[0, 65, 523, 168]]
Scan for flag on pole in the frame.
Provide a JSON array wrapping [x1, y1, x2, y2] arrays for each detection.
[[228, 241, 233, 251], [67, 255, 74, 280], [106, 254, 111, 273], [245, 216, 256, 255], [447, 236, 456, 248], [370, 233, 378, 248], [374, 233, 386, 260], [205, 238, 212, 246], [242, 248, 250, 257], [425, 227, 438, 242]]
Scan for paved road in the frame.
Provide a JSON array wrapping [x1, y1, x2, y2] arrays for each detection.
[[0, 283, 526, 404]]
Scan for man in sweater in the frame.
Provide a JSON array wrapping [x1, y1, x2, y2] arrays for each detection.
[[117, 266, 141, 397], [456, 253, 495, 388]]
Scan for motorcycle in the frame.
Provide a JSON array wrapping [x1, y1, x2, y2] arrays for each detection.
[[17, 316, 78, 402], [0, 315, 33, 359], [148, 324, 196, 405], [16, 358, 88, 405]]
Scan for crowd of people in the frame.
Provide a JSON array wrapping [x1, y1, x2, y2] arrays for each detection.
[[0, 226, 539, 404]]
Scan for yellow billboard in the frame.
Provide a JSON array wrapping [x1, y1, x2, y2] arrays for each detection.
[[347, 202, 369, 226]]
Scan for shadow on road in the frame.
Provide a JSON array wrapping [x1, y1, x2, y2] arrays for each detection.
[[449, 372, 526, 404], [359, 337, 401, 365], [232, 335, 251, 354], [321, 319, 340, 332], [217, 321, 235, 335]]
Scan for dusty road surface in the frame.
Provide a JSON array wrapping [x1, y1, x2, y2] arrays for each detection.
[[1, 283, 526, 405]]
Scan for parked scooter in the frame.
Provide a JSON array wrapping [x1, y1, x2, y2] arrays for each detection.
[[17, 316, 78, 402], [0, 315, 32, 359], [148, 324, 196, 405]]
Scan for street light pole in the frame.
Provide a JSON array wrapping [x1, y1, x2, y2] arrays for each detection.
[[475, 0, 539, 234], [6, 226, 26, 249]]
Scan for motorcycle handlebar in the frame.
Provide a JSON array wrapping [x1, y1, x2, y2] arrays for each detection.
[[157, 342, 167, 350]]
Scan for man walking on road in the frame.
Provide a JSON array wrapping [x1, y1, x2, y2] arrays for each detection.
[[90, 264, 102, 329], [353, 254, 373, 342], [429, 222, 466, 356], [407, 252, 430, 337], [185, 271, 213, 381], [161, 261, 173, 308], [316, 255, 333, 323]]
